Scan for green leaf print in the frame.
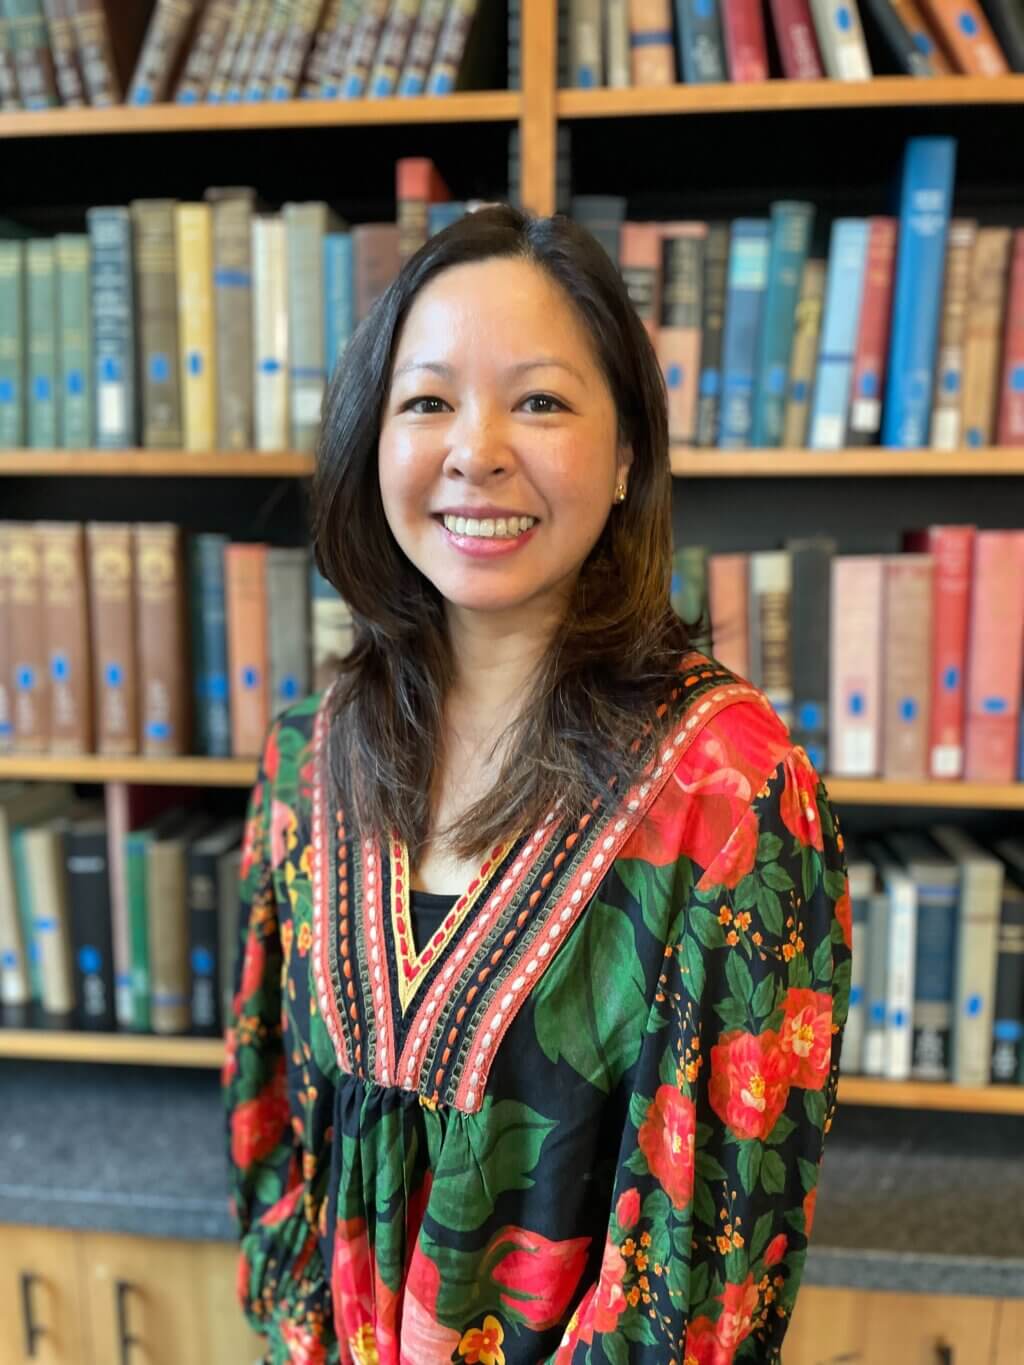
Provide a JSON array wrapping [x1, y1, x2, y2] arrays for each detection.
[[689, 1260, 710, 1310], [695, 1151, 728, 1183], [714, 998, 747, 1031], [625, 1148, 650, 1176], [824, 868, 847, 901], [429, 1099, 557, 1233], [726, 951, 754, 1004], [800, 844, 821, 901], [804, 1089, 827, 1130], [601, 1334, 630, 1365], [254, 1158, 288, 1206], [755, 882, 784, 935], [737, 1140, 763, 1195], [765, 1113, 797, 1146], [629, 1091, 651, 1132], [642, 1187, 671, 1225], [689, 903, 726, 950], [761, 1150, 787, 1195], [616, 858, 672, 939], [622, 1313, 657, 1345], [751, 972, 779, 1021], [693, 1176, 715, 1226], [799, 1156, 819, 1193], [757, 832, 783, 863], [812, 934, 834, 985], [788, 953, 812, 990], [750, 1210, 774, 1262], [761, 861, 794, 893], [534, 899, 647, 1093], [733, 874, 758, 911], [833, 956, 852, 1022], [682, 934, 706, 1000]]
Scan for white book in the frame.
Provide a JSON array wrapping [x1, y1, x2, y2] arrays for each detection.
[[605, 0, 630, 86], [569, 0, 603, 87], [830, 556, 884, 777], [809, 0, 872, 79], [863, 885, 889, 1076], [252, 215, 289, 452], [883, 864, 918, 1081], [283, 202, 330, 453], [839, 851, 874, 1074], [24, 818, 75, 1017]]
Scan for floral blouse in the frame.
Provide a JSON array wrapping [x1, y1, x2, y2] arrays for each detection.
[[224, 653, 851, 1365]]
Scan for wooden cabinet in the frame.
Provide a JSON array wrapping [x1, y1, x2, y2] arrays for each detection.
[[1, 1226, 262, 1365]]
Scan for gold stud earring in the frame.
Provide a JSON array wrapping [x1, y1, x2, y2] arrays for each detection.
[[614, 483, 627, 504]]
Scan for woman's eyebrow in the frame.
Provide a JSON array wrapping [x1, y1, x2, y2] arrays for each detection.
[[392, 357, 588, 386]]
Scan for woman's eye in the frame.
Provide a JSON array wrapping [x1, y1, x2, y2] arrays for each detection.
[[402, 396, 450, 414], [521, 394, 565, 415]]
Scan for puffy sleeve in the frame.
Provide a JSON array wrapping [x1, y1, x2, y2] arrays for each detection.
[[223, 722, 336, 1360], [548, 745, 852, 1364]]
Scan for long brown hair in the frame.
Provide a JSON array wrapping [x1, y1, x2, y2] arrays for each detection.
[[311, 204, 690, 861]]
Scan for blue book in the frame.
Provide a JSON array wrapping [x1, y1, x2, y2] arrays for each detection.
[[808, 219, 869, 450], [673, 0, 727, 82], [718, 220, 770, 449], [87, 207, 137, 449], [881, 137, 957, 448], [428, 202, 467, 237], [751, 201, 815, 447], [188, 534, 231, 758], [324, 233, 354, 378]]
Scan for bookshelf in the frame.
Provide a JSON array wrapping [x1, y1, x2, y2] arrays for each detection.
[[2, 0, 1022, 1096]]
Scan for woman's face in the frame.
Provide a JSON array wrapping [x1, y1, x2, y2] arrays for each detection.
[[378, 257, 632, 622]]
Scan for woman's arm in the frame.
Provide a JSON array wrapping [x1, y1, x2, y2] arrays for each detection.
[[548, 746, 851, 1364]]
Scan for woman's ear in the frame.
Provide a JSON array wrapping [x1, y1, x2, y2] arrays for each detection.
[[616, 443, 634, 490]]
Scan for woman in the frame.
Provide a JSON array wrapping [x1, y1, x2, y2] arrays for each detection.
[[225, 205, 851, 1365]]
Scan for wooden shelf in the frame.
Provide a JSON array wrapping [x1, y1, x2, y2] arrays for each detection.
[[0, 91, 520, 140], [841, 1077, 1024, 1115], [825, 779, 1024, 809], [559, 74, 1024, 119], [0, 1029, 224, 1068], [0, 754, 256, 787], [671, 448, 1024, 477], [0, 450, 315, 477]]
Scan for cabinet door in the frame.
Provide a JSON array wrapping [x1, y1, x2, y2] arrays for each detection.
[[192, 1242, 265, 1365], [0, 1225, 89, 1365], [785, 1286, 1001, 1365], [76, 1232, 202, 1365], [993, 1298, 1024, 1365], [786, 1285, 867, 1363]]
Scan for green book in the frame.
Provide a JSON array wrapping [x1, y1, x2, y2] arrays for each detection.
[[27, 237, 58, 448], [0, 239, 25, 447], [124, 827, 154, 1031], [56, 234, 92, 449]]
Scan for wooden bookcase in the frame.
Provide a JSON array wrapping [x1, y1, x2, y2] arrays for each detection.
[[2, 0, 1023, 1112]]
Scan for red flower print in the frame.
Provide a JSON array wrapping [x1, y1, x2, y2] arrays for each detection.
[[804, 1185, 818, 1239], [696, 807, 759, 891], [683, 1316, 730, 1365], [458, 1314, 506, 1365], [619, 763, 690, 867], [835, 885, 853, 949], [488, 1226, 591, 1330], [779, 989, 833, 1091], [230, 1068, 289, 1168], [708, 1031, 792, 1142], [763, 1234, 788, 1268], [591, 1235, 628, 1334], [401, 1244, 461, 1364], [235, 1250, 250, 1307], [715, 1275, 759, 1352], [271, 798, 296, 869], [263, 725, 280, 781], [615, 1187, 640, 1231], [279, 1320, 328, 1365], [221, 1027, 238, 1085], [239, 786, 264, 880], [236, 933, 266, 1009], [637, 1085, 697, 1210], [779, 747, 824, 851]]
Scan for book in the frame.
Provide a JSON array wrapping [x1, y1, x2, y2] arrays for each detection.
[[0, 240, 25, 448], [396, 0, 443, 94], [3, 0, 59, 107], [627, 0, 676, 83], [718, 219, 770, 449], [862, 876, 889, 1076], [839, 844, 874, 1074], [751, 201, 814, 448], [24, 816, 75, 1019], [749, 551, 792, 728], [930, 219, 977, 451], [217, 842, 242, 1021], [707, 553, 749, 679], [918, 0, 1009, 70], [847, 217, 897, 447], [889, 0, 953, 69], [267, 545, 311, 718], [175, 0, 234, 101], [188, 533, 231, 759], [10, 826, 39, 1005], [671, 545, 709, 641], [41, 0, 85, 105], [620, 222, 662, 343], [311, 562, 354, 689], [225, 0, 272, 100], [606, 0, 631, 83], [324, 232, 354, 376], [809, 218, 868, 450], [788, 536, 835, 772], [39, 521, 93, 754], [830, 556, 884, 776], [69, 0, 123, 105], [55, 234, 91, 449], [127, 0, 202, 104], [695, 225, 730, 449], [881, 553, 933, 780], [252, 214, 289, 451], [964, 530, 1024, 781], [341, 0, 390, 97], [658, 225, 706, 454], [66, 810, 116, 1030], [569, 0, 603, 85], [768, 0, 825, 76], [353, 223, 401, 325], [397, 156, 449, 264], [125, 806, 189, 1030], [26, 238, 58, 450], [188, 818, 243, 1035], [246, 0, 292, 99], [207, 187, 256, 452], [175, 203, 217, 451], [225, 542, 269, 756], [7, 523, 47, 751], [960, 226, 1011, 448], [0, 524, 11, 752], [674, 0, 728, 80], [809, 0, 873, 75], [987, 861, 1024, 1083], [272, 0, 328, 98], [134, 522, 190, 757], [881, 137, 957, 448], [0, 782, 72, 1008], [426, 0, 480, 92], [867, 840, 918, 1082], [978, 0, 1024, 67], [0, 6, 20, 107], [996, 227, 1024, 446], [132, 199, 183, 449], [87, 206, 138, 450], [86, 521, 138, 756], [284, 201, 331, 452], [781, 257, 826, 448], [721, 0, 770, 78], [206, 0, 252, 101], [148, 811, 209, 1034], [570, 195, 627, 266], [859, 0, 935, 71]]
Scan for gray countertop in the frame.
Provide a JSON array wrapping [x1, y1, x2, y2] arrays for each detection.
[[1, 1060, 1022, 1298]]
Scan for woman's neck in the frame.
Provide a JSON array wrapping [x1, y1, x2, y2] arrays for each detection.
[[445, 601, 563, 744]]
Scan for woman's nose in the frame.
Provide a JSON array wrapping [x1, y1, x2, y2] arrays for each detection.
[[441, 407, 511, 480]]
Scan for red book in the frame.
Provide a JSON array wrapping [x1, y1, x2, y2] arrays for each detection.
[[996, 228, 1024, 447], [768, 0, 825, 77], [848, 217, 897, 447], [904, 525, 975, 781], [964, 530, 1024, 782], [721, 0, 770, 80], [619, 223, 662, 344]]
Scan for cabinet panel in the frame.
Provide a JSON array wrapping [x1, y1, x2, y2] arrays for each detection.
[[76, 1232, 202, 1365], [993, 1298, 1024, 1365], [785, 1286, 1002, 1364], [193, 1241, 265, 1365], [0, 1224, 89, 1365]]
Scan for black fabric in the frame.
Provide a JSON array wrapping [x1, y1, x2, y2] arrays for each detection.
[[409, 889, 459, 956]]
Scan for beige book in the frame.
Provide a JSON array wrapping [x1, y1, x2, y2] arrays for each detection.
[[606, 0, 631, 86], [206, 188, 256, 451], [0, 523, 11, 753], [134, 523, 190, 757], [0, 782, 73, 1007], [86, 522, 138, 756], [882, 555, 934, 780], [252, 215, 289, 451], [782, 259, 826, 448], [24, 817, 75, 1016], [38, 521, 94, 755], [147, 814, 208, 1034], [931, 220, 977, 452], [960, 226, 1011, 450], [175, 203, 218, 451], [7, 523, 48, 752]]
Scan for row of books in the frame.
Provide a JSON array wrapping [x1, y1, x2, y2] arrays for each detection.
[[0, 520, 354, 759], [673, 526, 1024, 783], [0, 162, 475, 453], [0, 782, 243, 1036], [578, 138, 1024, 453], [560, 0, 1024, 86], [842, 828, 1024, 1088], [0, 0, 487, 111]]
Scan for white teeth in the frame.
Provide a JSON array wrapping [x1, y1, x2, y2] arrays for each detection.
[[495, 517, 507, 537], [479, 518, 495, 538], [465, 517, 480, 536], [455, 516, 466, 534], [441, 514, 537, 538]]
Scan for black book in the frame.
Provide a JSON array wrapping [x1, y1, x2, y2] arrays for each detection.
[[859, 0, 934, 74], [188, 819, 244, 1037], [992, 840, 1024, 1084], [979, 0, 1024, 70], [696, 223, 730, 449], [788, 537, 836, 774], [66, 813, 116, 1032]]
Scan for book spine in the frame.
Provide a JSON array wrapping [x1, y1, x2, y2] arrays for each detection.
[[781, 257, 826, 448], [830, 556, 884, 776], [6, 0, 59, 106], [396, 0, 445, 94], [87, 206, 138, 449], [890, 0, 952, 69], [206, 0, 252, 101], [397, 156, 436, 262], [67, 823, 116, 1030], [606, 0, 631, 83], [426, 0, 479, 93], [284, 202, 328, 452], [246, 0, 292, 98], [996, 227, 1024, 445], [883, 869, 917, 1081], [188, 533, 231, 758], [252, 215, 290, 451], [0, 810, 31, 1006], [39, 521, 93, 753], [751, 201, 814, 448], [209, 191, 255, 451], [789, 538, 834, 771], [67, 0, 121, 104], [132, 200, 184, 449], [134, 522, 190, 757], [750, 551, 792, 728], [217, 846, 242, 1021], [768, 0, 825, 76], [188, 844, 221, 1034], [55, 234, 91, 448], [0, 241, 25, 448], [720, 0, 769, 78], [919, 0, 1008, 71], [311, 562, 354, 688], [658, 228, 706, 455], [808, 218, 869, 451], [271, 0, 324, 99], [882, 555, 934, 781], [352, 223, 400, 323], [991, 885, 1024, 1082], [863, 889, 889, 1075], [41, 0, 86, 104], [175, 0, 233, 101], [858, 0, 934, 72], [922, 525, 973, 779], [809, 0, 872, 76], [127, 0, 200, 104], [960, 226, 1011, 448], [86, 521, 138, 755], [124, 829, 151, 1030], [267, 547, 311, 716], [226, 543, 269, 756], [569, 0, 604, 86], [839, 868, 873, 1073], [0, 8, 21, 107], [674, 0, 727, 80], [147, 836, 191, 1034], [718, 219, 770, 449], [620, 222, 662, 343], [964, 531, 1024, 781], [626, 0, 675, 86], [175, 203, 217, 451], [930, 218, 976, 451], [27, 824, 74, 1017], [103, 782, 132, 1026], [951, 862, 1001, 1087], [670, 545, 709, 637], [979, 0, 1024, 68], [324, 232, 354, 375], [882, 137, 957, 448], [0, 524, 11, 751], [341, 0, 391, 96], [8, 523, 48, 750], [707, 553, 748, 679], [847, 217, 897, 446], [26, 238, 58, 450], [225, 0, 273, 101], [299, 0, 343, 94], [910, 875, 957, 1080]]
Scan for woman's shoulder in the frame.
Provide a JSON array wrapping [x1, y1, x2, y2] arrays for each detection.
[[670, 649, 796, 783], [258, 689, 328, 795]]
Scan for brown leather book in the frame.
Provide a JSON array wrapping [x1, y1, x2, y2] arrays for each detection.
[[225, 543, 269, 757], [7, 524, 48, 751], [0, 523, 11, 751], [930, 219, 977, 452], [620, 223, 662, 344], [226, 0, 274, 98], [396, 156, 449, 264], [126, 0, 203, 105], [316, 0, 362, 93], [205, 187, 256, 451], [961, 226, 1011, 450], [86, 521, 138, 755], [707, 553, 749, 679], [67, 0, 128, 105], [41, 0, 86, 105], [882, 554, 934, 781], [148, 812, 209, 1034], [131, 199, 183, 449], [8, 0, 59, 106], [300, 0, 343, 94], [39, 521, 93, 754], [353, 224, 401, 323], [0, 10, 20, 108], [134, 523, 190, 758], [174, 0, 234, 101], [206, 0, 253, 101], [246, 0, 294, 98], [270, 0, 326, 97]]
